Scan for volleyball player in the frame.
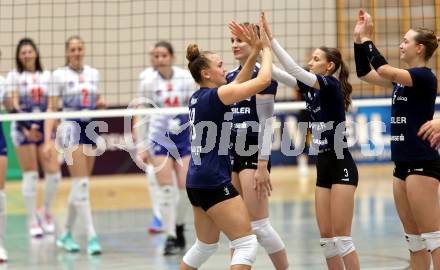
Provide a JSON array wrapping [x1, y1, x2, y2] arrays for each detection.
[[137, 41, 197, 255], [227, 23, 295, 270], [262, 12, 360, 269], [5, 38, 60, 238], [354, 9, 440, 269], [0, 49, 8, 262], [135, 45, 164, 234], [180, 21, 271, 270], [43, 36, 105, 255]]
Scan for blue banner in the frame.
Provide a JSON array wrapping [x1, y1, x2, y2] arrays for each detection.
[[271, 104, 440, 165]]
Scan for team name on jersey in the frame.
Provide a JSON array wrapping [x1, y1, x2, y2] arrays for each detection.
[[391, 134, 405, 141], [391, 116, 406, 124], [231, 107, 251, 114]]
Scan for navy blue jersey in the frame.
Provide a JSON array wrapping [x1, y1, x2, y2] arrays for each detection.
[[297, 75, 346, 151], [226, 64, 277, 138], [186, 88, 232, 189], [391, 67, 439, 162]]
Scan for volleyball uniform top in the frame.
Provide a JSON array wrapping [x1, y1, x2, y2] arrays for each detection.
[[0, 76, 7, 155], [5, 70, 52, 113], [187, 88, 232, 189], [138, 66, 196, 147], [391, 67, 439, 162], [226, 63, 277, 138], [51, 65, 99, 121], [297, 75, 346, 151]]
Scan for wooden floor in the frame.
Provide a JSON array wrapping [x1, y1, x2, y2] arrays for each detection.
[[3, 164, 422, 269]]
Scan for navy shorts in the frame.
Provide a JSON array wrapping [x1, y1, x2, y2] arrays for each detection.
[[316, 149, 359, 189], [11, 120, 46, 146], [150, 138, 191, 160], [56, 120, 98, 148], [393, 160, 440, 181], [186, 182, 239, 211], [0, 124, 7, 156], [230, 134, 271, 173]]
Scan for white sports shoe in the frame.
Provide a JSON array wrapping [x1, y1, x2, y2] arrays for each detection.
[[38, 209, 55, 234], [29, 222, 44, 238], [0, 246, 8, 262]]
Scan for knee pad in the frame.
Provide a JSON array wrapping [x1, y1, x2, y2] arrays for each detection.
[[320, 238, 339, 259], [22, 171, 38, 197], [230, 234, 258, 266], [334, 236, 356, 257], [422, 231, 440, 252], [251, 218, 285, 254], [69, 177, 89, 205], [405, 234, 426, 252], [182, 239, 218, 268], [44, 172, 61, 189]]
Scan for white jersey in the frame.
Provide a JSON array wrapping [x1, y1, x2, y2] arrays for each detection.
[[5, 70, 52, 112], [138, 66, 196, 141], [52, 65, 99, 111]]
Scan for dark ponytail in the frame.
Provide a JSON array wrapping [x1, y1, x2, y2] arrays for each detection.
[[319, 46, 352, 111], [186, 44, 213, 84], [338, 61, 352, 111]]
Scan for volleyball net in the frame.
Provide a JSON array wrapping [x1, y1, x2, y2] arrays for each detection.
[[1, 0, 439, 104], [1, 0, 440, 179]]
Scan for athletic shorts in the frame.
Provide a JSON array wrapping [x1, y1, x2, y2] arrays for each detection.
[[186, 182, 239, 211], [11, 120, 45, 146], [56, 120, 98, 148], [393, 160, 440, 181], [149, 139, 191, 159], [230, 134, 271, 173], [316, 149, 359, 189], [0, 124, 7, 156]]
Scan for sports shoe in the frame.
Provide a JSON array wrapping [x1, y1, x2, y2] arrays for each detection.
[[38, 209, 55, 234], [148, 215, 163, 234], [175, 224, 186, 249], [29, 222, 44, 238], [163, 235, 184, 256], [57, 232, 80, 252], [87, 236, 102, 256], [0, 246, 7, 263]]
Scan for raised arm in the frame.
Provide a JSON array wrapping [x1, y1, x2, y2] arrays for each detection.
[[272, 64, 297, 88], [218, 21, 272, 105], [260, 12, 319, 89], [356, 9, 412, 87], [228, 22, 261, 84]]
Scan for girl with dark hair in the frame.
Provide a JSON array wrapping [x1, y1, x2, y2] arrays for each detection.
[[6, 37, 60, 239], [355, 9, 440, 269], [262, 12, 360, 270]]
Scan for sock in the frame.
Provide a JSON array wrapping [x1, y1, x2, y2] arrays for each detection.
[[146, 165, 161, 219], [43, 172, 61, 212], [0, 191, 6, 246], [175, 189, 190, 226], [158, 185, 177, 237], [22, 171, 38, 224]]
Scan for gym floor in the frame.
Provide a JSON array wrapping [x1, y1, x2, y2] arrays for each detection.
[[4, 164, 415, 269]]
